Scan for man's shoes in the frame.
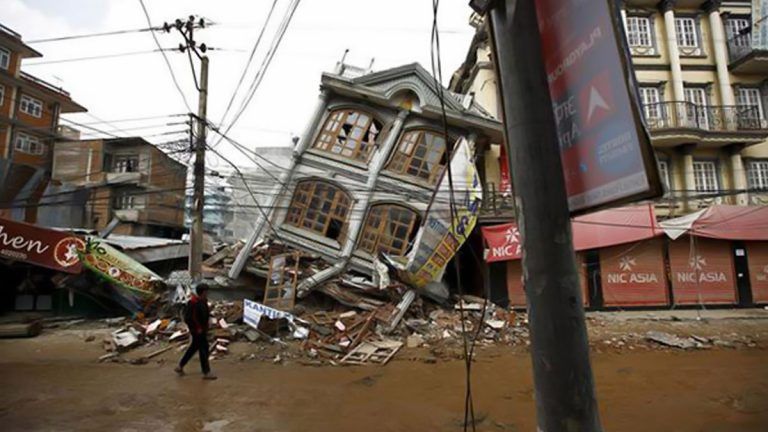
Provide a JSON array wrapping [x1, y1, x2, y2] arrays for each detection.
[[174, 366, 185, 376], [202, 372, 218, 380]]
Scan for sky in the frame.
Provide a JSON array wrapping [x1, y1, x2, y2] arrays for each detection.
[[2, 0, 476, 172]]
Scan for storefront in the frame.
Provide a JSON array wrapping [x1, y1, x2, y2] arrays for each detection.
[[668, 237, 737, 305], [746, 242, 768, 304], [506, 254, 589, 308], [599, 238, 669, 307]]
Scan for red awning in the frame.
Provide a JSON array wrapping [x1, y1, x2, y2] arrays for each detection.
[[660, 205, 768, 241], [482, 204, 660, 262]]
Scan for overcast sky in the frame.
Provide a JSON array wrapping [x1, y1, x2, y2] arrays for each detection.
[[3, 0, 476, 171]]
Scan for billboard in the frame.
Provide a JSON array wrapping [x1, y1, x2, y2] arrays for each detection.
[[534, 0, 662, 212], [0, 217, 84, 274]]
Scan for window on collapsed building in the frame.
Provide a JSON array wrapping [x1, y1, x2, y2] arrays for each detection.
[[0, 46, 9, 70], [14, 132, 44, 155], [726, 18, 750, 47], [313, 109, 382, 162], [114, 155, 140, 173], [285, 180, 352, 242], [692, 160, 719, 193], [386, 129, 451, 184], [19, 94, 43, 118], [359, 204, 420, 256], [675, 17, 701, 53], [0, 84, 5, 106]]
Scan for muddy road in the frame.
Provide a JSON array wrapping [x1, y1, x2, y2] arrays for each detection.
[[1, 322, 767, 432]]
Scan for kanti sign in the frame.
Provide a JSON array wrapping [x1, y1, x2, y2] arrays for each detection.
[[0, 217, 84, 274], [535, 0, 662, 212]]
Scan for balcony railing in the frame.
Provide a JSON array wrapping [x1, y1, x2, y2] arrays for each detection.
[[481, 182, 515, 215], [642, 102, 768, 132], [726, 19, 767, 65]]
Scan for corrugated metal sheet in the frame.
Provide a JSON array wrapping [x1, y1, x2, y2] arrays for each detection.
[[507, 253, 589, 308], [600, 239, 669, 307], [746, 242, 768, 304], [668, 237, 737, 305]]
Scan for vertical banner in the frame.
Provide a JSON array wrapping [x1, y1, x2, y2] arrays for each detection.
[[401, 138, 482, 288], [534, 0, 661, 212]]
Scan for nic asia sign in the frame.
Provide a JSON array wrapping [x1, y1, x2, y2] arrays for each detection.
[[535, 0, 662, 212]]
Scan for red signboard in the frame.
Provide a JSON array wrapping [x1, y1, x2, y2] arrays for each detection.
[[534, 0, 661, 212], [600, 239, 669, 307], [0, 217, 84, 274], [482, 223, 521, 263], [668, 237, 736, 305]]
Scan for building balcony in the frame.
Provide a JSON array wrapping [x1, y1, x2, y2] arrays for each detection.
[[105, 171, 146, 185], [727, 23, 768, 74], [479, 183, 516, 221], [643, 102, 768, 148]]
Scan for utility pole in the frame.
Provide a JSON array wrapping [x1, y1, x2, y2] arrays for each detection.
[[164, 16, 209, 281], [472, 1, 602, 430]]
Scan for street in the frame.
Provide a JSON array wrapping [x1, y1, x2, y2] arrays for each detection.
[[1, 313, 767, 432]]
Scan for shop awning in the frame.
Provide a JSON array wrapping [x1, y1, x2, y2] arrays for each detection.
[[482, 204, 660, 262], [659, 205, 768, 241]]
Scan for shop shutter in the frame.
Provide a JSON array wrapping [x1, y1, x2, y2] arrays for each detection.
[[746, 242, 768, 304], [668, 237, 737, 305], [507, 254, 589, 308], [600, 239, 669, 307]]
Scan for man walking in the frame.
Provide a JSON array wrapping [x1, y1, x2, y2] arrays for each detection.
[[175, 283, 217, 380]]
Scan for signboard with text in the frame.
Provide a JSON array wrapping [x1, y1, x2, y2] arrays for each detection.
[[535, 0, 661, 212], [0, 217, 84, 274]]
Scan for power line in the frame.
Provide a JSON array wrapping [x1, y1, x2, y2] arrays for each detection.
[[137, 0, 193, 112], [212, 0, 302, 148], [216, 0, 280, 132], [26, 26, 163, 44]]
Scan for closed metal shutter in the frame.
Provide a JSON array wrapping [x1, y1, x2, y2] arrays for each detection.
[[600, 239, 669, 307], [746, 242, 768, 304], [668, 237, 737, 305], [507, 254, 588, 308]]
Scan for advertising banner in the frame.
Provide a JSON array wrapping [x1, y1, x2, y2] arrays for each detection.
[[668, 238, 737, 305], [746, 242, 768, 303], [79, 237, 160, 299], [0, 217, 83, 274], [534, 0, 661, 212], [401, 138, 482, 288], [599, 239, 669, 307]]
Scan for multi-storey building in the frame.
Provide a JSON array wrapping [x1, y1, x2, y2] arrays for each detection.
[[50, 137, 188, 238], [230, 62, 502, 283], [184, 183, 234, 242], [0, 23, 86, 223], [452, 0, 768, 217]]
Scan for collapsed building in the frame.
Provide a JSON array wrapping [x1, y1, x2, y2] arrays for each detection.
[[228, 62, 503, 292]]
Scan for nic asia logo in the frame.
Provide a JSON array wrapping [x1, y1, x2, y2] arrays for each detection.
[[53, 237, 86, 268], [606, 254, 658, 284], [677, 254, 727, 283]]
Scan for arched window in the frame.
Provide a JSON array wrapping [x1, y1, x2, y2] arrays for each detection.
[[359, 204, 420, 256], [313, 109, 382, 162], [386, 129, 451, 184], [285, 180, 352, 242]]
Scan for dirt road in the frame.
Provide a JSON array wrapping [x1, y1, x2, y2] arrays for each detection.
[[1, 320, 767, 432]]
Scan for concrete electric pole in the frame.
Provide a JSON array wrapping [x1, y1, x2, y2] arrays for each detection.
[[471, 1, 603, 430], [164, 16, 209, 281]]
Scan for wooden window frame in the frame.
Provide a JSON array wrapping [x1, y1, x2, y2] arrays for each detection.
[[14, 132, 44, 155], [19, 94, 43, 118], [692, 160, 719, 193], [0, 84, 5, 107], [0, 46, 9, 70], [313, 109, 382, 162], [747, 159, 768, 190], [386, 129, 452, 185], [359, 204, 419, 256], [285, 180, 352, 242], [626, 16, 653, 48]]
